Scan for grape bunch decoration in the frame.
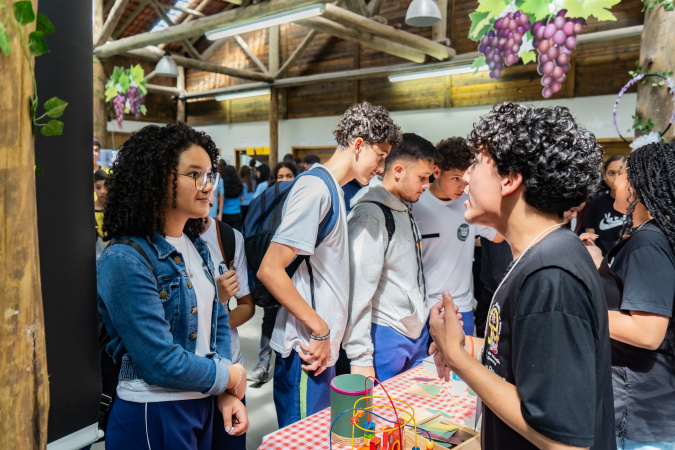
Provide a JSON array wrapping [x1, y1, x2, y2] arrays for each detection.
[[479, 11, 531, 80], [105, 65, 148, 130], [532, 10, 585, 98]]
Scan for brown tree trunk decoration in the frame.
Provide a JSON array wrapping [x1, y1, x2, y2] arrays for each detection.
[[0, 0, 50, 448], [93, 0, 108, 147], [635, 5, 675, 141]]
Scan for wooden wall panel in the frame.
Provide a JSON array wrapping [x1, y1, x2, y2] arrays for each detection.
[[286, 81, 358, 118], [358, 76, 447, 111]]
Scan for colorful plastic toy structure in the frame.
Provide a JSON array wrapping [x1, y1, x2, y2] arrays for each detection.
[[328, 377, 435, 450]]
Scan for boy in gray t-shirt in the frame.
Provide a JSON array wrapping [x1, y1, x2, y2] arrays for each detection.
[[257, 101, 401, 427]]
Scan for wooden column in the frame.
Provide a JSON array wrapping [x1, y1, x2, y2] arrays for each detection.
[[269, 25, 280, 74], [635, 5, 675, 141], [432, 0, 448, 43], [0, 0, 50, 447], [269, 86, 279, 168], [177, 66, 186, 122], [93, 0, 108, 147]]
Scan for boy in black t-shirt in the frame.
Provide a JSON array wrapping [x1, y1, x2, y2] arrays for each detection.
[[428, 103, 615, 450]]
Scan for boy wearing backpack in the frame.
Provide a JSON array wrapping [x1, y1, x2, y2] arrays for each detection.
[[257, 102, 401, 427], [343, 133, 438, 382]]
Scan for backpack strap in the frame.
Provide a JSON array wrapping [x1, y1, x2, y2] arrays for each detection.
[[215, 220, 236, 267], [366, 201, 396, 253], [109, 238, 156, 279], [283, 165, 342, 310]]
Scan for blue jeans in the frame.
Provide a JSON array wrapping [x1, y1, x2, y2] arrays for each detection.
[[371, 322, 429, 382], [273, 351, 336, 428], [106, 395, 214, 450], [617, 437, 675, 450]]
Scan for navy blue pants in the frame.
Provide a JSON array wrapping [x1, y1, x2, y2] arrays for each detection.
[[371, 322, 430, 382], [273, 351, 336, 428], [211, 396, 246, 450], [105, 395, 214, 450]]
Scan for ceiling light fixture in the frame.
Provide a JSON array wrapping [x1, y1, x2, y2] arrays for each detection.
[[205, 4, 326, 41], [388, 64, 488, 82], [405, 0, 442, 27], [155, 53, 179, 78], [215, 89, 271, 101]]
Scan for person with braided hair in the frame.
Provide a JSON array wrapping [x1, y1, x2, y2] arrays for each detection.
[[582, 142, 675, 449]]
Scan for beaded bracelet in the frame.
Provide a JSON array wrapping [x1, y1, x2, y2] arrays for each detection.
[[310, 330, 330, 341], [230, 365, 242, 396]]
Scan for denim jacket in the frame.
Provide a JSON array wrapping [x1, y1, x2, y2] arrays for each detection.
[[97, 231, 232, 395]]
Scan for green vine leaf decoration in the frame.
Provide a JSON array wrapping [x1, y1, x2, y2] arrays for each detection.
[[519, 0, 551, 22], [29, 31, 48, 56], [35, 13, 54, 35], [40, 119, 64, 137], [641, 0, 675, 11], [140, 104, 147, 115], [562, 0, 620, 22], [43, 97, 68, 119], [521, 49, 537, 65], [468, 11, 492, 40], [471, 55, 487, 72], [0, 25, 10, 55], [13, 1, 34, 25]]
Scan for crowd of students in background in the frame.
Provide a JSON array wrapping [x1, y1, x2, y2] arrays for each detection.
[[91, 101, 674, 450]]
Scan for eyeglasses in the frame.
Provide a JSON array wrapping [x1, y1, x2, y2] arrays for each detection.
[[173, 171, 220, 191]]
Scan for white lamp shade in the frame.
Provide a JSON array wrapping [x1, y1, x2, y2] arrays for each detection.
[[405, 0, 442, 27], [155, 55, 178, 78]]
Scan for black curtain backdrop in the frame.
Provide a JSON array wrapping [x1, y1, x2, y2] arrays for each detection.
[[34, 0, 101, 443]]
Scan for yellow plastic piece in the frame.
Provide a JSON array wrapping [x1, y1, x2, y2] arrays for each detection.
[[426, 440, 436, 449]]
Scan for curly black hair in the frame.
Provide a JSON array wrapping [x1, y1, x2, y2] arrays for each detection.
[[621, 142, 675, 251], [333, 101, 402, 149], [222, 165, 243, 199], [436, 137, 472, 172], [467, 102, 602, 216], [102, 122, 219, 240]]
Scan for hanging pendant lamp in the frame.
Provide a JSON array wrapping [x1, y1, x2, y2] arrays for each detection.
[[155, 53, 178, 78], [405, 0, 442, 27]]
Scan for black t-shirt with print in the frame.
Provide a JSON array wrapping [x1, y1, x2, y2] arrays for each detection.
[[481, 228, 615, 450], [602, 222, 675, 441], [580, 192, 625, 255]]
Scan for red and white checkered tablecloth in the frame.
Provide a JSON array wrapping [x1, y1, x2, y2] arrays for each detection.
[[258, 365, 477, 450]]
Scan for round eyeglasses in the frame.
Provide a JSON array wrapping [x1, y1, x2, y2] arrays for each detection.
[[173, 171, 220, 191]]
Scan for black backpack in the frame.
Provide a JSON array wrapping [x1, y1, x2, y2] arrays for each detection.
[[368, 201, 396, 252], [242, 166, 341, 308]]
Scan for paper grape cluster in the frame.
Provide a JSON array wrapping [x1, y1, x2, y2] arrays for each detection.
[[111, 86, 144, 129], [478, 11, 531, 79], [532, 10, 585, 98]]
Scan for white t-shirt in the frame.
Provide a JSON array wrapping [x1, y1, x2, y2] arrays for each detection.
[[117, 234, 215, 402], [413, 191, 497, 312], [201, 219, 250, 365], [270, 165, 349, 366]]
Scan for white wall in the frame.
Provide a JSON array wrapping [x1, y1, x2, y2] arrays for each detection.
[[110, 93, 636, 162]]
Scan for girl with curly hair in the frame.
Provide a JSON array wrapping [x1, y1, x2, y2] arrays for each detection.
[[429, 103, 614, 450], [583, 143, 675, 449], [98, 122, 248, 448]]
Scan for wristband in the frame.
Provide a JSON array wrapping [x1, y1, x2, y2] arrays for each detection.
[[310, 330, 330, 341], [467, 336, 475, 358]]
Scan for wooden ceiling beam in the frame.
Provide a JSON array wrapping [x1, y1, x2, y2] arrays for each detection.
[[344, 0, 368, 16], [234, 34, 271, 75], [159, 3, 205, 18], [95, 0, 326, 58], [126, 46, 275, 82], [112, 0, 151, 39], [298, 16, 426, 63], [95, 0, 131, 46], [182, 51, 482, 99], [150, 0, 203, 59], [322, 4, 454, 60], [275, 29, 318, 79]]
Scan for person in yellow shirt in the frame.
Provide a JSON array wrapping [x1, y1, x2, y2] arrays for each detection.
[[95, 169, 108, 242]]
